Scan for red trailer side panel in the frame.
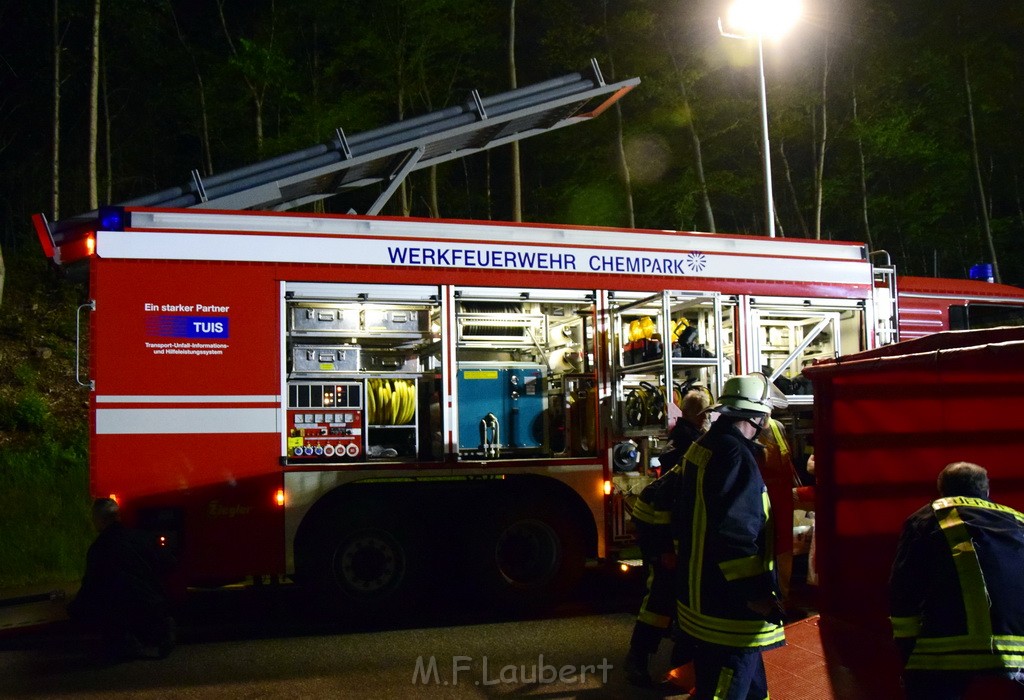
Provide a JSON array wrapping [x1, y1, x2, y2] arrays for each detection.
[[805, 329, 1024, 699]]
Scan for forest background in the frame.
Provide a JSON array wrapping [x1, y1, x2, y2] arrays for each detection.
[[1, 0, 1023, 586]]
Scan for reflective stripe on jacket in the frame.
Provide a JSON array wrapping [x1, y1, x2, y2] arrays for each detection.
[[890, 496, 1024, 672], [633, 467, 681, 561], [674, 420, 785, 651]]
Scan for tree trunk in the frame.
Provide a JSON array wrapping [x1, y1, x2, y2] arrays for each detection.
[[216, 0, 268, 158], [399, 177, 410, 217], [813, 32, 830, 240], [662, 29, 714, 232], [603, 1, 634, 228], [963, 55, 1000, 282], [88, 0, 100, 210], [611, 103, 634, 228], [397, 73, 411, 217], [429, 165, 439, 218], [778, 140, 809, 237], [485, 150, 493, 220], [102, 59, 112, 203], [462, 159, 472, 218], [254, 100, 264, 156], [509, 0, 522, 222], [168, 1, 214, 176], [852, 81, 873, 251], [51, 0, 61, 220], [1014, 172, 1024, 236], [197, 74, 213, 176], [0, 244, 5, 308]]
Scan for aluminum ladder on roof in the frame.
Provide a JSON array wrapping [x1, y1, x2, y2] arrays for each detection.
[[173, 58, 638, 214], [39, 59, 638, 255]]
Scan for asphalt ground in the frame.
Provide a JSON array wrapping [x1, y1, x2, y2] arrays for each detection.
[[0, 562, 823, 699]]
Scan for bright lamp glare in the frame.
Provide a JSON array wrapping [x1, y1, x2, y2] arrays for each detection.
[[725, 0, 802, 39]]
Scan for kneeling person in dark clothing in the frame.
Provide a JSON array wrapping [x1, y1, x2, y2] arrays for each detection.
[[68, 498, 175, 660]]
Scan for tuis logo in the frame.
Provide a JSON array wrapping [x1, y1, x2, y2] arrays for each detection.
[[145, 315, 230, 339]]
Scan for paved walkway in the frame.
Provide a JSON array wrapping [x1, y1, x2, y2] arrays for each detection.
[[0, 582, 77, 634]]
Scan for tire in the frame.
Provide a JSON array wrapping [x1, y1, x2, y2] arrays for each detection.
[[300, 510, 420, 614], [330, 523, 408, 600], [475, 501, 586, 603]]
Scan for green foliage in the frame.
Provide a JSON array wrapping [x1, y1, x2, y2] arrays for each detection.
[[0, 430, 91, 588], [0, 390, 51, 431], [0, 248, 91, 587], [2, 0, 1021, 278], [13, 363, 38, 389]]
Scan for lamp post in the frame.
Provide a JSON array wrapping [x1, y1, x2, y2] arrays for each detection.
[[719, 0, 801, 238]]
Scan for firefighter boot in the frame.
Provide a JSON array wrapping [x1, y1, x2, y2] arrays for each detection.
[[624, 648, 653, 687]]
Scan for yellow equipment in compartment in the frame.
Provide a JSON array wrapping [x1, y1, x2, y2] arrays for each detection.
[[367, 378, 416, 425]]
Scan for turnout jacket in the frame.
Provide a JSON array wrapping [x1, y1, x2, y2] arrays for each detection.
[[758, 418, 798, 556], [632, 419, 704, 562], [890, 496, 1024, 672], [674, 419, 785, 651]]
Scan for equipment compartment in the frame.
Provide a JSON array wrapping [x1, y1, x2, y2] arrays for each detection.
[[612, 291, 729, 434], [290, 345, 360, 373]]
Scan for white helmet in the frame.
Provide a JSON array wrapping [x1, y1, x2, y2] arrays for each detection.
[[711, 373, 787, 416]]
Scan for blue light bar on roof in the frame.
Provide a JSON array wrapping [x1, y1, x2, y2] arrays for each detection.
[[98, 206, 129, 231]]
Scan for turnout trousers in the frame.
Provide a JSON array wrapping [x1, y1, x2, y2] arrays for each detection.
[[630, 561, 676, 653], [690, 641, 768, 700]]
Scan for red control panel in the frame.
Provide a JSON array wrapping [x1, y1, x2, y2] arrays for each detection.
[[286, 381, 363, 461]]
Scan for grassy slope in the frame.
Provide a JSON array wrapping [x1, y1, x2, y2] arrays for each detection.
[[0, 248, 93, 588]]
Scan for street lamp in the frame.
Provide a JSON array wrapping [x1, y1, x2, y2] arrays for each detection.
[[719, 0, 802, 238]]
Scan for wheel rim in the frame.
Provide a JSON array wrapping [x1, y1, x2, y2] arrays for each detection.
[[332, 529, 406, 597], [494, 518, 560, 588]]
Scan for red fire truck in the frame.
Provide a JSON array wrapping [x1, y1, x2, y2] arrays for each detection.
[[31, 66, 1024, 609], [32, 201, 1024, 608]]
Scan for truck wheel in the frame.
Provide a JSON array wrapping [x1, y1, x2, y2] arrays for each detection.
[[476, 502, 585, 602], [302, 512, 420, 612], [330, 524, 408, 600]]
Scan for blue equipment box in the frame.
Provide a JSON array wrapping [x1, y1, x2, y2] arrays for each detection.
[[457, 363, 546, 452]]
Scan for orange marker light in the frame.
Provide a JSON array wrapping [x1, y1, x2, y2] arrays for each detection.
[[275, 488, 286, 507], [108, 493, 119, 505], [86, 235, 96, 255], [620, 563, 630, 573], [603, 480, 612, 496]]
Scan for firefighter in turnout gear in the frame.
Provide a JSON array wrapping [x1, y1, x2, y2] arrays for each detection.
[[624, 389, 711, 686], [890, 462, 1024, 700], [757, 416, 799, 600], [674, 373, 786, 700]]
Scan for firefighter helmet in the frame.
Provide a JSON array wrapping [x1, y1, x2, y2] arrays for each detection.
[[711, 373, 784, 416]]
